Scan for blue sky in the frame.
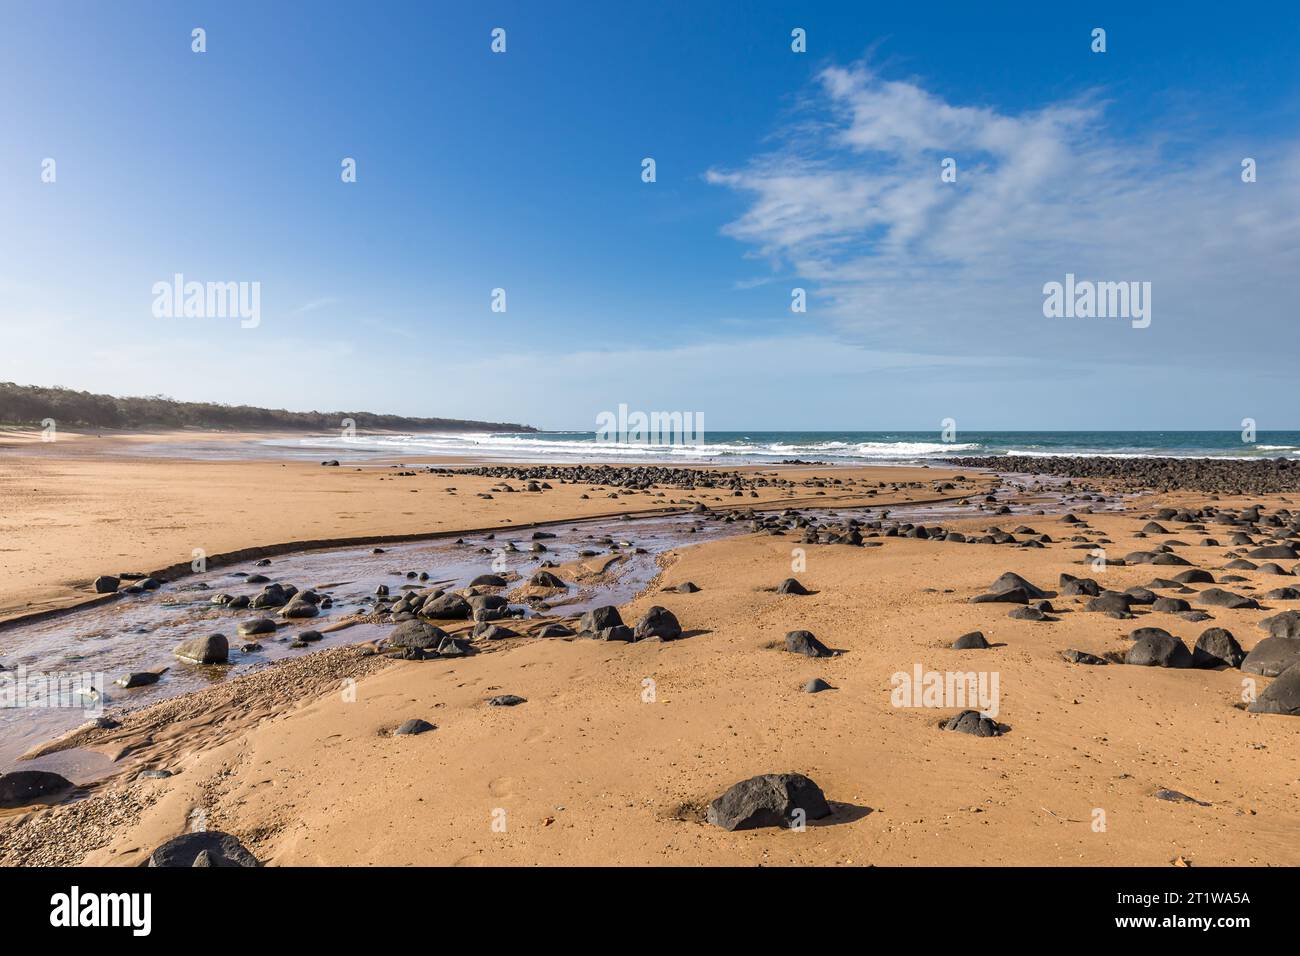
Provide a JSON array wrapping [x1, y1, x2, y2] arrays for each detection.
[[3, 1, 1299, 430]]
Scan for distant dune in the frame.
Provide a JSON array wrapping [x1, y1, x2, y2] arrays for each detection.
[[0, 382, 535, 433]]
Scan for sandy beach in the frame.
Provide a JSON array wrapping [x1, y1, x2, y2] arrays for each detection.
[[9, 2, 1298, 934], [2, 433, 1297, 867]]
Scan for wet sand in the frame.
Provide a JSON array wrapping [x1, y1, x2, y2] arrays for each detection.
[[0, 429, 961, 626]]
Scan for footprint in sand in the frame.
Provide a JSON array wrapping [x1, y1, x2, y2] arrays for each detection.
[[523, 726, 549, 745], [488, 776, 515, 798]]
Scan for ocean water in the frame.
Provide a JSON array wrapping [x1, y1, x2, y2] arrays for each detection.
[[261, 430, 1300, 465]]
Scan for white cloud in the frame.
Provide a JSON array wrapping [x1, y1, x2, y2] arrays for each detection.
[[289, 297, 339, 316], [708, 64, 1300, 362]]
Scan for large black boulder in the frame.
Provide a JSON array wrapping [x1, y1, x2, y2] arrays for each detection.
[[528, 571, 568, 589], [389, 620, 448, 649], [942, 710, 1002, 737], [1241, 637, 1300, 677], [1196, 588, 1260, 610], [1060, 574, 1101, 597], [579, 605, 623, 633], [147, 831, 260, 867], [705, 773, 831, 830], [421, 593, 472, 619], [633, 606, 681, 641], [1192, 628, 1245, 669], [393, 718, 435, 736], [971, 587, 1030, 605], [1086, 592, 1133, 614], [1248, 662, 1300, 716], [1259, 610, 1300, 639], [173, 634, 229, 665], [0, 770, 74, 808], [989, 572, 1047, 598], [1248, 544, 1298, 560], [784, 630, 834, 658], [1126, 632, 1193, 668]]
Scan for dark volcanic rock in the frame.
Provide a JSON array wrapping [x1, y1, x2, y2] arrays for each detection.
[[147, 831, 260, 867], [0, 770, 75, 808], [528, 571, 568, 589], [1259, 610, 1300, 639], [486, 694, 527, 707], [942, 710, 1002, 737], [93, 575, 119, 594], [1086, 592, 1133, 614], [705, 773, 831, 830], [114, 671, 164, 688], [1154, 789, 1208, 806], [1062, 649, 1108, 665], [249, 583, 290, 609], [1008, 606, 1049, 621], [236, 618, 276, 637], [1060, 574, 1101, 597], [1126, 632, 1193, 668], [784, 630, 834, 658], [535, 623, 574, 638], [1195, 588, 1260, 610], [469, 574, 507, 587], [988, 572, 1048, 598], [1247, 662, 1300, 716], [1191, 628, 1245, 669], [472, 622, 518, 640], [943, 455, 1300, 495], [1124, 586, 1158, 605], [393, 718, 435, 736], [952, 630, 990, 649], [435, 636, 475, 658], [422, 593, 472, 619], [803, 678, 833, 693], [1241, 637, 1300, 678], [633, 606, 681, 641], [579, 605, 623, 633], [1248, 544, 1299, 560], [776, 578, 811, 595], [389, 620, 448, 649], [280, 599, 319, 619], [971, 587, 1030, 605], [1129, 626, 1174, 643], [173, 633, 228, 665]]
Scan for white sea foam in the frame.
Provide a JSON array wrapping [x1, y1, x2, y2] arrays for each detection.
[[254, 431, 1300, 465], [260, 432, 983, 463]]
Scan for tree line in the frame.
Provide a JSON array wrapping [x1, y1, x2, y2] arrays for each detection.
[[0, 383, 535, 433]]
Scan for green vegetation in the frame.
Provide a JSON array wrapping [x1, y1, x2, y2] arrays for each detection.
[[0, 383, 535, 433]]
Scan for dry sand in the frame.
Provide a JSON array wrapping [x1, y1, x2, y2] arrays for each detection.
[[1, 433, 1297, 867]]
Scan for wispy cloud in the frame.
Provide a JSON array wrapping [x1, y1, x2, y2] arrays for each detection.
[[707, 64, 1300, 364], [289, 297, 339, 317]]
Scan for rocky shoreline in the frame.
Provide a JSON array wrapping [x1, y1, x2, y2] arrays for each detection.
[[4, 453, 1298, 866], [945, 455, 1300, 495]]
